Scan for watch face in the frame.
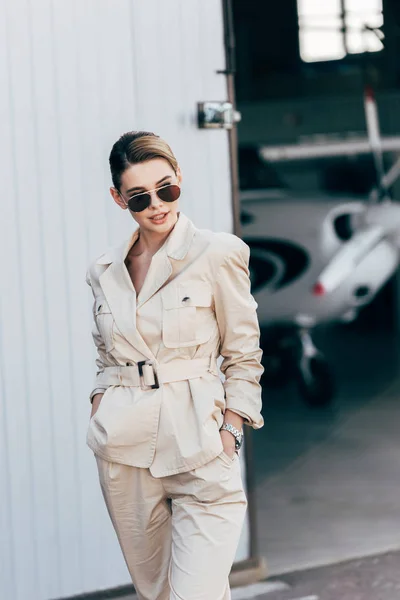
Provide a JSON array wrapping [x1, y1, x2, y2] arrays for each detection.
[[235, 436, 243, 450]]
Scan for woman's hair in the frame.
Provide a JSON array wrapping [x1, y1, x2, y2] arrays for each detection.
[[109, 131, 178, 190]]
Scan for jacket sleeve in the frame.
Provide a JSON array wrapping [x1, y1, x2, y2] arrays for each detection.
[[213, 238, 264, 429], [86, 270, 109, 403]]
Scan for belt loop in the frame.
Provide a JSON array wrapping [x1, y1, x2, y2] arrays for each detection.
[[118, 366, 123, 384]]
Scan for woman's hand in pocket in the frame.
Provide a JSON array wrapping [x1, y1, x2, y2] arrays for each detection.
[[220, 410, 244, 458], [90, 393, 104, 419], [220, 429, 236, 459]]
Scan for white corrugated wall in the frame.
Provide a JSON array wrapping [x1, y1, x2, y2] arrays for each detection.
[[0, 1, 249, 599]]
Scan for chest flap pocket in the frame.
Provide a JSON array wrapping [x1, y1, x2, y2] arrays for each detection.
[[94, 296, 115, 352], [161, 282, 214, 348]]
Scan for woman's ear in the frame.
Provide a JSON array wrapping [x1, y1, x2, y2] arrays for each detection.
[[176, 166, 183, 186], [110, 187, 128, 210]]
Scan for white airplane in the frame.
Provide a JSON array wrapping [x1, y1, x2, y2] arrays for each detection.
[[240, 88, 400, 407]]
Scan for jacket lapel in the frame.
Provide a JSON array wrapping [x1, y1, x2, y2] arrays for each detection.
[[98, 231, 156, 361], [97, 213, 196, 358], [137, 212, 196, 308], [136, 250, 172, 308]]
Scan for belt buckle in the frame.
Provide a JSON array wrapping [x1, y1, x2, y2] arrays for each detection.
[[137, 360, 160, 390]]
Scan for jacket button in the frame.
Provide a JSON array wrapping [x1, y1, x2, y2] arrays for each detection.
[[182, 296, 190, 302]]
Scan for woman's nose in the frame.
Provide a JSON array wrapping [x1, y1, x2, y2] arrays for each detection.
[[149, 190, 163, 207]]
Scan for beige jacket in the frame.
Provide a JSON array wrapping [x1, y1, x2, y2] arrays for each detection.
[[86, 213, 264, 477]]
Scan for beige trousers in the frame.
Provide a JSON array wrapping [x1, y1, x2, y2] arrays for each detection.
[[95, 452, 247, 600]]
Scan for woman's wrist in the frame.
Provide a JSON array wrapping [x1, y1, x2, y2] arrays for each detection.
[[220, 410, 245, 456], [223, 409, 244, 431], [220, 429, 236, 454]]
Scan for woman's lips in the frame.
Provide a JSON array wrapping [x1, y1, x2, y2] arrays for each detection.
[[150, 212, 169, 223]]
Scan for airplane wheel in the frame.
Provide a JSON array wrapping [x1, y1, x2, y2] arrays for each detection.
[[296, 356, 335, 407]]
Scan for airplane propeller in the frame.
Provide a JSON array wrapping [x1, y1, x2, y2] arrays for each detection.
[[313, 86, 400, 296], [364, 86, 388, 201]]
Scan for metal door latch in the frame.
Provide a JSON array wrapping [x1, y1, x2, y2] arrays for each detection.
[[197, 101, 241, 130]]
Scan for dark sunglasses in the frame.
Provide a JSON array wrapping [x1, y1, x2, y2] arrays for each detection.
[[120, 183, 181, 213]]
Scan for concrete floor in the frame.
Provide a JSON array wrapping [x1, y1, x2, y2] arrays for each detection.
[[118, 551, 400, 600], [241, 551, 400, 600], [253, 324, 400, 576]]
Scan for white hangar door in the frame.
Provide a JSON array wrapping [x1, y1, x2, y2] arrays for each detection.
[[0, 1, 254, 599]]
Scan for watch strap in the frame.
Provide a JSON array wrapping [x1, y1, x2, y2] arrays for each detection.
[[220, 422, 244, 449]]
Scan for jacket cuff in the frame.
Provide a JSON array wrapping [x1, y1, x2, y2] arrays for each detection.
[[224, 403, 264, 430], [89, 386, 108, 404]]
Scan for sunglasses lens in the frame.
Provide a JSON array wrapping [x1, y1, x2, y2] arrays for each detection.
[[157, 184, 181, 203], [128, 193, 151, 212], [126, 185, 180, 212]]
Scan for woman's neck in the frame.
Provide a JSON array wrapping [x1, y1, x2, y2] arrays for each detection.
[[133, 216, 178, 257]]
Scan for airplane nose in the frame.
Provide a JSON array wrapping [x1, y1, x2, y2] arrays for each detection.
[[312, 282, 326, 296]]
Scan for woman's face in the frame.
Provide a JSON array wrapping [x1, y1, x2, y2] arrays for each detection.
[[111, 158, 182, 233]]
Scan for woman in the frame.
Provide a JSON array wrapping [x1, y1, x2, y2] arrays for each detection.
[[86, 131, 264, 600]]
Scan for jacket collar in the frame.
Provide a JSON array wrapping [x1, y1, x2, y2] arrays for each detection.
[[96, 212, 195, 266]]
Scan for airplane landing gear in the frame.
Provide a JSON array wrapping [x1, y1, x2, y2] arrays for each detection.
[[260, 328, 292, 388], [295, 329, 335, 407], [260, 326, 336, 407]]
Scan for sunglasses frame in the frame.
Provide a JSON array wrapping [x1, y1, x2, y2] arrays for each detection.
[[119, 183, 181, 213]]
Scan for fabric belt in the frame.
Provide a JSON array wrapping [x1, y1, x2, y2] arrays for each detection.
[[96, 356, 218, 390]]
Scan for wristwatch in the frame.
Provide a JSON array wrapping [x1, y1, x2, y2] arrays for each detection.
[[220, 422, 244, 451]]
